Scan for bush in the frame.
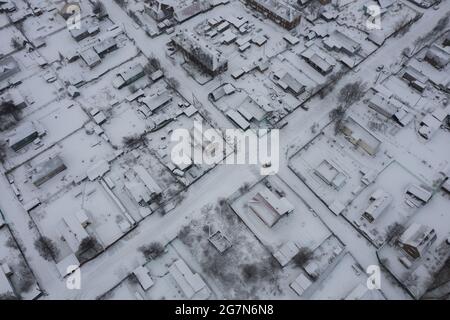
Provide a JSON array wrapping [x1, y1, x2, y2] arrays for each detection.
[[292, 248, 313, 268], [386, 223, 405, 244], [34, 236, 60, 261]]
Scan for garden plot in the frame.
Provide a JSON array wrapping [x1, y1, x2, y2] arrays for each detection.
[[310, 252, 386, 300], [188, 0, 305, 61], [106, 80, 192, 146], [0, 226, 40, 300], [19, 5, 67, 40], [36, 16, 117, 63], [4, 73, 64, 116], [216, 69, 305, 127], [0, 50, 46, 91], [349, 97, 450, 187], [230, 175, 331, 266], [2, 100, 89, 170], [172, 200, 301, 299], [377, 193, 450, 299], [0, 25, 26, 56], [30, 179, 134, 268], [50, 32, 139, 86], [289, 124, 390, 215], [77, 55, 150, 102], [103, 148, 184, 222], [145, 112, 222, 187], [101, 243, 211, 300], [344, 161, 430, 248], [8, 128, 116, 204], [0, 10, 10, 28]]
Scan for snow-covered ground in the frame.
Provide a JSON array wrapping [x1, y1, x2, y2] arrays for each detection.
[[0, 0, 449, 300]]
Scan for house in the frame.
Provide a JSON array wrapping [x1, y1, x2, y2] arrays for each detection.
[[69, 24, 100, 42], [367, 92, 398, 118], [418, 113, 442, 140], [93, 37, 118, 57], [314, 160, 347, 190], [141, 91, 172, 112], [406, 184, 432, 204], [57, 214, 89, 252], [274, 241, 299, 266], [31, 155, 67, 187], [362, 189, 392, 223], [424, 44, 450, 69], [171, 31, 228, 76], [125, 181, 152, 204], [150, 70, 164, 81], [341, 117, 382, 156], [0, 0, 16, 13], [210, 83, 236, 101], [79, 48, 101, 68], [290, 272, 312, 296], [398, 223, 437, 260], [8, 121, 40, 151], [273, 70, 306, 96], [168, 259, 209, 299], [323, 30, 361, 56], [144, 0, 175, 22], [283, 34, 300, 46], [226, 109, 250, 130], [245, 0, 301, 30], [113, 63, 145, 89], [132, 266, 154, 291], [248, 186, 294, 227], [133, 165, 162, 196], [301, 45, 336, 75], [402, 66, 428, 92]]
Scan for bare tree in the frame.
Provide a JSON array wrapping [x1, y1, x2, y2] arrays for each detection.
[[11, 37, 23, 50], [337, 81, 366, 108], [138, 242, 165, 260], [329, 105, 346, 134], [0, 141, 6, 163], [292, 247, 313, 268], [166, 77, 180, 90], [386, 222, 405, 244], [34, 236, 60, 261]]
